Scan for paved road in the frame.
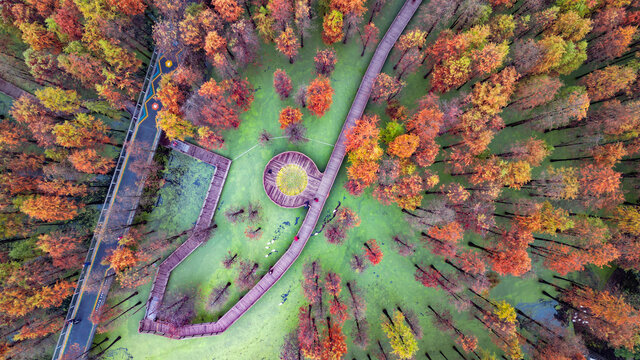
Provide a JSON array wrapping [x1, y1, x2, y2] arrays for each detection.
[[139, 0, 423, 338], [53, 55, 177, 359]]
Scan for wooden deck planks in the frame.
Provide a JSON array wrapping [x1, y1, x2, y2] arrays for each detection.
[[139, 0, 423, 338], [263, 151, 323, 208], [141, 140, 230, 323]]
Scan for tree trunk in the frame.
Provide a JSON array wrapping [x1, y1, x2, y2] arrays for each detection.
[[103, 301, 142, 327], [109, 291, 139, 309], [93, 336, 122, 358], [452, 346, 468, 360]]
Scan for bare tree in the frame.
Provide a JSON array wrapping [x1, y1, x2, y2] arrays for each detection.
[[207, 282, 231, 312]]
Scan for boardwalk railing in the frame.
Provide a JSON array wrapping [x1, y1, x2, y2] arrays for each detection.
[[52, 49, 159, 360], [138, 0, 423, 339], [142, 141, 231, 321]]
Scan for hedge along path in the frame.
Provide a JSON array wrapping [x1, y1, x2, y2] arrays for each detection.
[[138, 0, 424, 338]]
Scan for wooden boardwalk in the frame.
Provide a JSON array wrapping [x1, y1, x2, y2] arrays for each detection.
[[139, 0, 423, 338], [263, 151, 323, 208], [141, 140, 231, 322]]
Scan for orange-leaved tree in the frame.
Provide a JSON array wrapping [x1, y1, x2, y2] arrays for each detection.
[[279, 107, 303, 129], [306, 76, 334, 117]]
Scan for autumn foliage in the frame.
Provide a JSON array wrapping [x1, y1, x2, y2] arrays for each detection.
[[306, 76, 334, 117], [279, 107, 303, 129]]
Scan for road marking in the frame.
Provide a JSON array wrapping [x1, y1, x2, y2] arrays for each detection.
[[57, 55, 170, 359]]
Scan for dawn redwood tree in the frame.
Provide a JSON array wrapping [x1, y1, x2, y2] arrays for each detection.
[[470, 41, 509, 78], [363, 239, 383, 265], [221, 251, 239, 269], [314, 48, 337, 76], [34, 87, 81, 114], [157, 112, 196, 141], [587, 100, 640, 137], [225, 205, 246, 224], [614, 206, 640, 236], [295, 85, 308, 108], [107, 0, 146, 15], [391, 235, 415, 256], [37, 232, 84, 270], [533, 220, 619, 275], [344, 114, 382, 195], [559, 285, 640, 350], [580, 65, 637, 102], [23, 50, 65, 86], [212, 0, 244, 22], [587, 26, 637, 63], [509, 75, 563, 111], [104, 246, 149, 273], [502, 161, 532, 189], [387, 134, 420, 158], [268, 0, 293, 31], [298, 305, 321, 359], [157, 76, 186, 114], [294, 0, 312, 47], [279, 107, 303, 129], [328, 295, 349, 325], [306, 76, 334, 117], [577, 163, 624, 209], [183, 77, 253, 147], [52, 3, 83, 40], [322, 10, 344, 45], [371, 73, 405, 104], [325, 207, 361, 244], [320, 317, 348, 359], [513, 201, 574, 235], [359, 23, 379, 56], [280, 331, 302, 360], [19, 195, 83, 222], [395, 48, 422, 79], [229, 19, 260, 67], [236, 261, 259, 290], [284, 123, 308, 144], [325, 272, 342, 298], [395, 306, 423, 339], [529, 325, 587, 360], [276, 27, 300, 63], [330, 0, 365, 43], [350, 253, 369, 273], [223, 77, 255, 112], [52, 114, 110, 149], [302, 261, 323, 305], [392, 29, 427, 71], [381, 310, 418, 359], [503, 138, 551, 167], [507, 86, 590, 131], [207, 282, 231, 312], [424, 221, 464, 259], [273, 69, 293, 100], [68, 148, 115, 174]]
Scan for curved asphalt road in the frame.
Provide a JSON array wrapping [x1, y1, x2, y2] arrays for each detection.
[[53, 55, 177, 359]]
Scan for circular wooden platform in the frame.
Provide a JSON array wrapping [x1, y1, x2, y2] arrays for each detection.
[[263, 151, 323, 208]]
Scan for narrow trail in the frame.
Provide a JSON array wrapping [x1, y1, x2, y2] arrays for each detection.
[[139, 0, 423, 339]]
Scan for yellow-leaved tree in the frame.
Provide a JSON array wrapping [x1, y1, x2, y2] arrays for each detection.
[[381, 310, 418, 359], [494, 300, 517, 323]]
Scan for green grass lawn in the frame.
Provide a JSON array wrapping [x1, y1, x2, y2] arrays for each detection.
[[95, 0, 606, 358]]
